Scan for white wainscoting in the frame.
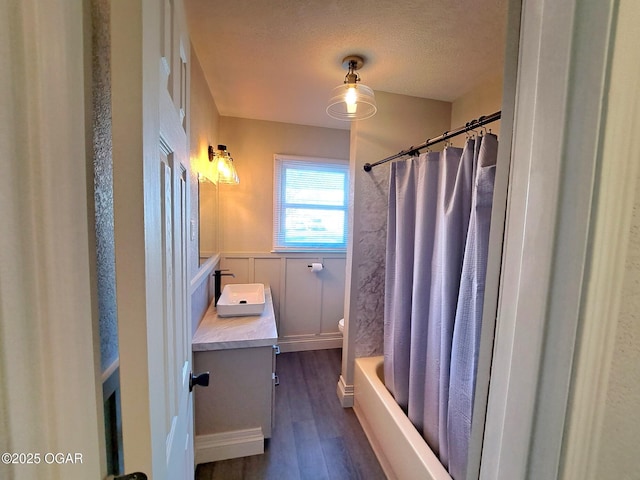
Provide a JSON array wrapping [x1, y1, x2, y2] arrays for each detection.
[[220, 253, 346, 352]]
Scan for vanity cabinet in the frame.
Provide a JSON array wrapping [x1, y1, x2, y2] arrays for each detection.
[[192, 287, 278, 464]]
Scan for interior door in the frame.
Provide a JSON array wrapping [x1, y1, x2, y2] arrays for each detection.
[[160, 144, 192, 480], [111, 1, 193, 478]]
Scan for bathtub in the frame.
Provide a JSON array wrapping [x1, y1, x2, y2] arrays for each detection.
[[354, 356, 452, 480]]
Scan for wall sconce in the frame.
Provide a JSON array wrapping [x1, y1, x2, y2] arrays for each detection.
[[205, 144, 239, 185], [326, 55, 377, 121]]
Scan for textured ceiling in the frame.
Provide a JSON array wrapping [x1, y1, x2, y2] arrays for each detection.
[[185, 0, 509, 130]]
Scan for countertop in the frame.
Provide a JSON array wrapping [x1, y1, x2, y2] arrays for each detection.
[[192, 286, 278, 351]]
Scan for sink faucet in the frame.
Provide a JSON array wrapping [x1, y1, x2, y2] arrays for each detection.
[[213, 269, 235, 305]]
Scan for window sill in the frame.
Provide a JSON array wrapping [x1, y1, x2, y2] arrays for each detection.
[[271, 247, 347, 254]]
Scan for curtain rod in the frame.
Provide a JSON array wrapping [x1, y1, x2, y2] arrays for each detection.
[[363, 111, 502, 172]]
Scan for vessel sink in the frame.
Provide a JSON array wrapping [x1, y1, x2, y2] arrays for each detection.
[[216, 283, 266, 317]]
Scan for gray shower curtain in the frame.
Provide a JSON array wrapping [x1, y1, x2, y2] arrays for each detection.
[[384, 134, 497, 480]]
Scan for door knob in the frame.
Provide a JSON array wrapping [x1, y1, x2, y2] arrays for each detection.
[[189, 371, 210, 392]]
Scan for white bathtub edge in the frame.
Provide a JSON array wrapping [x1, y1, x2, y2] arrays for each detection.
[[354, 356, 452, 480]]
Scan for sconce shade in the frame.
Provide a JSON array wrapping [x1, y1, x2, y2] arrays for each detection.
[[326, 55, 377, 121], [213, 144, 239, 185], [202, 144, 239, 185]]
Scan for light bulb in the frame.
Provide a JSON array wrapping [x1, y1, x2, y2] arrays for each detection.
[[345, 86, 358, 114], [217, 158, 230, 177]]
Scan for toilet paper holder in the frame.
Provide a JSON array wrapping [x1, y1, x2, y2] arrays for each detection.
[[307, 263, 324, 272]]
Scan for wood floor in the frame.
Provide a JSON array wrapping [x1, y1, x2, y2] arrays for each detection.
[[195, 349, 386, 480]]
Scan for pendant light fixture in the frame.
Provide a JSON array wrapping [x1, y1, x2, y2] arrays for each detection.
[[207, 144, 239, 185], [326, 55, 377, 121]]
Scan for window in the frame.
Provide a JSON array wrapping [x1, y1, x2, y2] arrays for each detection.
[[273, 154, 349, 252]]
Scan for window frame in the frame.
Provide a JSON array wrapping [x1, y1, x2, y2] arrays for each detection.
[[272, 154, 349, 253]]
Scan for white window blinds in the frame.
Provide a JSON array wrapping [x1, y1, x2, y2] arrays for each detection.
[[273, 155, 349, 252]]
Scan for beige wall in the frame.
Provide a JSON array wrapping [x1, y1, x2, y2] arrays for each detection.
[[189, 45, 220, 272], [594, 166, 640, 478], [450, 73, 503, 147], [593, 2, 640, 475], [217, 117, 350, 253], [189, 47, 222, 335]]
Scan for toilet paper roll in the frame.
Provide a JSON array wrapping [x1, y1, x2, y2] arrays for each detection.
[[309, 262, 324, 272]]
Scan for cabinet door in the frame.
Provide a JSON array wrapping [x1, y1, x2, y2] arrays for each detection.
[[282, 258, 321, 336], [194, 347, 273, 438]]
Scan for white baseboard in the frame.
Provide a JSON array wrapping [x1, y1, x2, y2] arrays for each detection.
[[278, 334, 343, 352], [337, 374, 354, 407], [195, 428, 264, 465]]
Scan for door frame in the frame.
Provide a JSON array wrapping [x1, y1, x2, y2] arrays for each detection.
[[481, 0, 640, 478], [559, 2, 640, 476], [0, 0, 104, 478]]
